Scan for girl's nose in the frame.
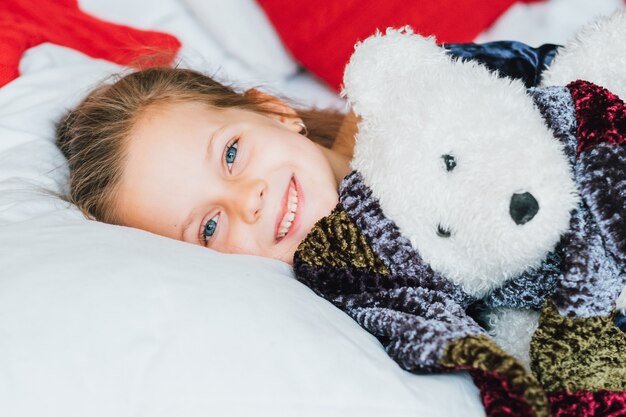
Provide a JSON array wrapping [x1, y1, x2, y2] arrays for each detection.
[[233, 178, 266, 223]]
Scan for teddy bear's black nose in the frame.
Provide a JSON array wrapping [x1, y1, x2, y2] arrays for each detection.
[[509, 192, 539, 225]]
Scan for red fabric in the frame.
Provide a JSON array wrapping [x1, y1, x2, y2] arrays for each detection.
[[567, 80, 626, 157], [470, 370, 540, 417], [257, 0, 545, 91], [0, 0, 181, 87], [549, 390, 626, 416]]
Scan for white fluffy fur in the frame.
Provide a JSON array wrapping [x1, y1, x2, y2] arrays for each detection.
[[541, 8, 626, 97], [344, 28, 578, 298], [485, 309, 540, 369], [617, 286, 626, 314]]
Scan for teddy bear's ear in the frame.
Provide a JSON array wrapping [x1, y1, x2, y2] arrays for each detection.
[[342, 27, 451, 118], [541, 9, 626, 98]]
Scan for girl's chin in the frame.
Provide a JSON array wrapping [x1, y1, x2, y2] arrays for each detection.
[[275, 243, 298, 265], [288, 226, 310, 256]]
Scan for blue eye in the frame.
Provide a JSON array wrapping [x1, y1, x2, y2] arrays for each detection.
[[202, 214, 220, 243], [225, 141, 238, 171]]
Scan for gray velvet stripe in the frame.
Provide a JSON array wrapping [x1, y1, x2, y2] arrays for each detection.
[[530, 85, 625, 317], [339, 171, 475, 308], [479, 249, 562, 310], [555, 204, 623, 317], [333, 286, 481, 324], [348, 305, 482, 372], [528, 86, 578, 165], [578, 143, 626, 267], [294, 210, 484, 369]]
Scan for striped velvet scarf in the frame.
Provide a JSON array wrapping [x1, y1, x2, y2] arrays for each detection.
[[293, 81, 626, 417]]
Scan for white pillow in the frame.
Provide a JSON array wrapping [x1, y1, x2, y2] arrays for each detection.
[[0, 204, 484, 417], [0, 46, 484, 417], [178, 0, 299, 80], [0, 1, 485, 414]]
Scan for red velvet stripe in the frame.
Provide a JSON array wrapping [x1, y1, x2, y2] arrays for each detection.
[[549, 390, 626, 417], [567, 80, 626, 157], [471, 370, 539, 417]]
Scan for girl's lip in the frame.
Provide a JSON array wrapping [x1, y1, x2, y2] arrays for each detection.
[[275, 174, 301, 242]]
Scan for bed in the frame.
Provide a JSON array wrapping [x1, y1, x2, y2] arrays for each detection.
[[0, 1, 622, 416]]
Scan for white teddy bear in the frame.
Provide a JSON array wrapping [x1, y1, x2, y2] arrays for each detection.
[[294, 11, 626, 415], [342, 10, 626, 367]]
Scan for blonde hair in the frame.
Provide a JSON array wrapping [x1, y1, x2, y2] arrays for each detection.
[[56, 67, 344, 224]]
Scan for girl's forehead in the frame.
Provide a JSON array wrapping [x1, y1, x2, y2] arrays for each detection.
[[136, 100, 222, 123], [132, 101, 268, 137]]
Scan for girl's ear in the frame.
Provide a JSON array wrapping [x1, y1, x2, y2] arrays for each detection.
[[244, 88, 303, 133]]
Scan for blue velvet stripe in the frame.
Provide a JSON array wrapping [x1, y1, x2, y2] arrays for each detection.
[[615, 313, 626, 332], [442, 41, 560, 88]]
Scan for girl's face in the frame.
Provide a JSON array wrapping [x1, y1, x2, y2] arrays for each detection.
[[116, 101, 339, 264]]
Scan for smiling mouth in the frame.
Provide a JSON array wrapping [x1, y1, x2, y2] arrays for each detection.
[[275, 176, 299, 241]]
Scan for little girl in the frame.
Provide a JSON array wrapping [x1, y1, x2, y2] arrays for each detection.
[[57, 67, 354, 264], [56, 41, 558, 264]]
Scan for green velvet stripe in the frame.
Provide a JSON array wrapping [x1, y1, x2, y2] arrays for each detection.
[[296, 206, 389, 275], [441, 335, 549, 417], [531, 302, 626, 392]]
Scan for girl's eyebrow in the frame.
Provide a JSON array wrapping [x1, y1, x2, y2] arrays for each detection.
[[205, 125, 226, 162]]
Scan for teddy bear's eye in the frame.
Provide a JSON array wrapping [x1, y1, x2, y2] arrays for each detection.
[[442, 154, 456, 172], [436, 224, 451, 238]]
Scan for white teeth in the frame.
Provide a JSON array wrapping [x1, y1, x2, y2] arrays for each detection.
[[278, 211, 294, 234], [277, 180, 299, 240]]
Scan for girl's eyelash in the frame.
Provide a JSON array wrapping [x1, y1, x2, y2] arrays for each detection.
[[224, 138, 239, 172], [200, 213, 220, 245]]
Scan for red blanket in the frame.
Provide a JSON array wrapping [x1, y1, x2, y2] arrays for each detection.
[[0, 0, 180, 87], [257, 0, 544, 91]]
